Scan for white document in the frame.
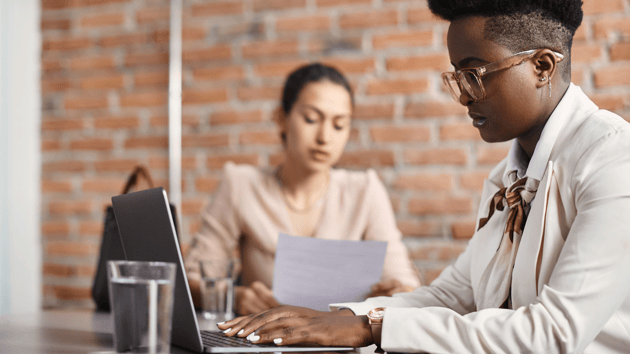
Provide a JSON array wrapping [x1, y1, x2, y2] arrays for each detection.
[[272, 233, 388, 311]]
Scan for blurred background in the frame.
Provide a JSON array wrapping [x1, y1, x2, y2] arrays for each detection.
[[1, 0, 629, 313]]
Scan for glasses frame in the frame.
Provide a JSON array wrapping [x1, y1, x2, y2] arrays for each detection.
[[442, 49, 565, 103]]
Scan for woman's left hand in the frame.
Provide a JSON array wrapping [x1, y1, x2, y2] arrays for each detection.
[[367, 279, 415, 298]]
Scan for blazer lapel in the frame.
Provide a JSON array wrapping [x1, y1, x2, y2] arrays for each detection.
[[511, 161, 554, 307]]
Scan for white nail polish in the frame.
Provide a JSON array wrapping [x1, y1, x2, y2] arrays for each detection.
[[217, 321, 225, 325], [223, 328, 232, 334], [246, 333, 254, 340], [274, 338, 283, 345], [250, 335, 260, 342], [238, 329, 244, 335]]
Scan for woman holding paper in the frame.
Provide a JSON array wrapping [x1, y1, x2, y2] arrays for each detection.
[[185, 63, 420, 316]]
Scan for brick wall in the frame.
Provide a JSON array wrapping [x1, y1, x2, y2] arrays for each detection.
[[41, 0, 630, 309]]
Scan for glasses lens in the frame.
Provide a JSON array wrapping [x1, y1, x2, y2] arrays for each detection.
[[461, 71, 483, 101], [442, 73, 462, 102]]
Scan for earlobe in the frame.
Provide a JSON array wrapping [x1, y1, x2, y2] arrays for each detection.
[[534, 50, 557, 87]]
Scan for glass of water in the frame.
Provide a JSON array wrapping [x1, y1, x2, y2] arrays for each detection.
[[199, 259, 239, 322], [107, 260, 177, 353]]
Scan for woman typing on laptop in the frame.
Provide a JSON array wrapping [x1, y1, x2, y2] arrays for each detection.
[[184, 63, 420, 316]]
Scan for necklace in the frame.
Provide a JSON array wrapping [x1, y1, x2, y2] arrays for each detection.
[[275, 167, 330, 214]]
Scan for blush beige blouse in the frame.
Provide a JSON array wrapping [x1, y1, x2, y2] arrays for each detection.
[[184, 162, 420, 290]]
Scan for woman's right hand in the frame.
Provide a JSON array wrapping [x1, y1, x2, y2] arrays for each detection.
[[235, 281, 281, 316]]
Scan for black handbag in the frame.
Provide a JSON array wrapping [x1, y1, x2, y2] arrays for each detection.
[[91, 166, 179, 311]]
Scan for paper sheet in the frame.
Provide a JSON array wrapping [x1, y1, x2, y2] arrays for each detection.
[[272, 233, 387, 311]]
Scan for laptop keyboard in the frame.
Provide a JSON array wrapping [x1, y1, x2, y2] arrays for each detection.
[[201, 330, 276, 348]]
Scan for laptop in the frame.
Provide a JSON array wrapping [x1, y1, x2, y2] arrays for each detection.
[[111, 187, 355, 353]]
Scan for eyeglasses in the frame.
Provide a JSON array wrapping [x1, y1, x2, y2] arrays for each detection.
[[442, 49, 564, 104]]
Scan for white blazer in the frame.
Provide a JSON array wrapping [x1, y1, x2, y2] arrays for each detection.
[[335, 85, 630, 353]]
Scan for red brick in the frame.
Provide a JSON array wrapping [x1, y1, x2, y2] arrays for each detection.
[[408, 6, 444, 24], [52, 286, 92, 300], [207, 153, 260, 169], [69, 138, 113, 151], [439, 122, 482, 141], [70, 56, 115, 71], [153, 28, 206, 43], [183, 45, 232, 63], [408, 196, 473, 215], [192, 1, 244, 17], [452, 221, 477, 240], [394, 173, 453, 192], [366, 78, 429, 95], [78, 221, 103, 237], [149, 115, 200, 127], [239, 130, 281, 145], [65, 95, 108, 110], [211, 110, 263, 125], [80, 74, 124, 90], [94, 159, 139, 172], [593, 16, 630, 39], [43, 264, 76, 277], [404, 148, 467, 166], [42, 0, 78, 9], [321, 58, 375, 74], [573, 26, 587, 42], [42, 180, 73, 193], [42, 119, 83, 131], [43, 37, 91, 51], [80, 12, 124, 27], [125, 52, 169, 67], [237, 85, 282, 101], [276, 14, 330, 32], [193, 66, 245, 81], [317, 0, 371, 7], [182, 88, 229, 104], [136, 7, 169, 23], [134, 71, 168, 87], [182, 134, 230, 148], [571, 43, 603, 63], [387, 53, 451, 72], [42, 78, 72, 92], [217, 21, 265, 38], [353, 103, 395, 120], [81, 0, 130, 6], [583, 0, 624, 15], [82, 178, 126, 193], [459, 171, 490, 191], [307, 37, 362, 54], [242, 40, 299, 58], [42, 19, 71, 31], [93, 116, 140, 129], [181, 199, 205, 215], [49, 200, 92, 215], [124, 136, 168, 149], [373, 30, 433, 50], [370, 125, 431, 143], [148, 156, 197, 170], [42, 59, 63, 73], [254, 0, 306, 11], [477, 146, 509, 165], [337, 150, 395, 167], [77, 265, 96, 276], [610, 42, 630, 61], [120, 91, 167, 107], [254, 60, 309, 78], [410, 242, 467, 261], [195, 177, 221, 193], [405, 101, 467, 119], [43, 160, 86, 173], [593, 65, 630, 88], [398, 220, 441, 238], [589, 94, 626, 112], [101, 33, 148, 47], [42, 140, 62, 151], [42, 222, 70, 236], [339, 10, 398, 29]]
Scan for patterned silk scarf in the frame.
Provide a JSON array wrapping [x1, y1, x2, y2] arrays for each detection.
[[475, 172, 539, 310]]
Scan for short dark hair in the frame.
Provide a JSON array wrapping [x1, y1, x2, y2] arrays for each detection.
[[428, 0, 584, 81], [281, 63, 353, 115]]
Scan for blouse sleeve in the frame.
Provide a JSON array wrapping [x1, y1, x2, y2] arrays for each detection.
[[363, 170, 421, 288], [184, 163, 242, 282]]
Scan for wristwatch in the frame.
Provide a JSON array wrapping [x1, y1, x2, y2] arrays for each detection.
[[367, 307, 386, 351]]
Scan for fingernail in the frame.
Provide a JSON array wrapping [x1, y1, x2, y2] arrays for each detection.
[[217, 321, 225, 325], [274, 338, 283, 345], [246, 333, 254, 340], [222, 328, 232, 334], [238, 329, 244, 335], [249, 335, 260, 342]]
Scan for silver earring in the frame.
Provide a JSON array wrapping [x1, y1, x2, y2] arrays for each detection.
[[548, 80, 552, 98], [539, 77, 547, 81]]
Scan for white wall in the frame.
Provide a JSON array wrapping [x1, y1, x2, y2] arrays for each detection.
[[0, 0, 42, 315]]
